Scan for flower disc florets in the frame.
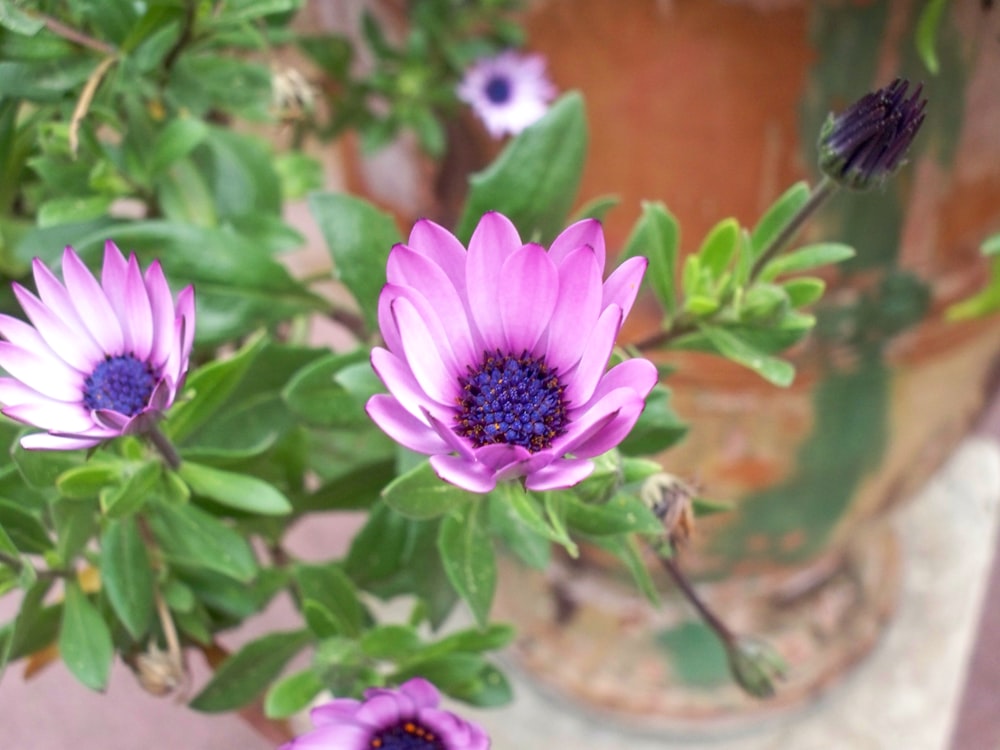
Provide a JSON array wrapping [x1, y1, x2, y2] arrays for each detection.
[[456, 50, 556, 137], [366, 211, 657, 494], [280, 678, 489, 750], [0, 241, 195, 450], [818, 77, 927, 190]]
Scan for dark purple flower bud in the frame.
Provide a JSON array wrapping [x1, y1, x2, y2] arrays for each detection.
[[818, 78, 927, 191]]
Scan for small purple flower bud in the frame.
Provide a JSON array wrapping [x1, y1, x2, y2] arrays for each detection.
[[818, 78, 928, 191]]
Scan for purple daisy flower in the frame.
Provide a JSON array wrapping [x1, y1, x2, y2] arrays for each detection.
[[456, 50, 556, 138], [0, 241, 195, 451], [281, 677, 489, 750], [365, 212, 657, 494]]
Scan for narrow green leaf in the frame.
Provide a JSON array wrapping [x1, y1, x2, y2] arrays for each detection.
[[698, 325, 795, 387], [177, 462, 291, 516], [99, 517, 155, 639], [783, 277, 826, 308], [455, 92, 587, 244], [916, 0, 948, 75], [148, 503, 257, 582], [281, 349, 373, 428], [149, 118, 210, 175], [264, 668, 323, 719], [0, 1, 46, 34], [360, 625, 421, 660], [588, 534, 660, 605], [623, 201, 680, 314], [750, 181, 810, 257], [57, 462, 124, 500], [11, 441, 81, 490], [166, 335, 267, 443], [698, 218, 740, 280], [0, 498, 52, 553], [759, 242, 855, 281], [308, 192, 401, 330], [437, 502, 495, 627], [53, 501, 97, 566], [37, 196, 111, 228], [59, 582, 114, 691], [493, 483, 575, 555], [382, 461, 469, 520], [100, 460, 161, 519], [189, 630, 311, 713], [564, 493, 663, 536], [417, 623, 515, 661], [293, 563, 366, 638]]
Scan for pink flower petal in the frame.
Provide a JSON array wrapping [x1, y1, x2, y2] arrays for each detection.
[[144, 260, 177, 368], [19, 432, 103, 451], [370, 348, 452, 423], [562, 304, 622, 407], [399, 677, 442, 709], [570, 398, 645, 458], [430, 454, 498, 494], [602, 256, 648, 321], [121, 252, 155, 361], [3, 400, 94, 432], [62, 246, 124, 355], [525, 458, 594, 491], [406, 219, 469, 298], [499, 243, 558, 352], [392, 297, 460, 405], [540, 245, 603, 372], [387, 245, 477, 363], [356, 694, 402, 728], [31, 258, 101, 351], [578, 358, 658, 411], [309, 699, 362, 726], [12, 286, 101, 373], [0, 341, 83, 402], [466, 212, 521, 350], [365, 394, 450, 455], [548, 218, 606, 269]]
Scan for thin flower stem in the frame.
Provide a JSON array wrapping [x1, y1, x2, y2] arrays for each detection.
[[0, 550, 76, 580], [69, 55, 118, 158], [748, 175, 838, 283], [146, 424, 181, 470], [651, 545, 736, 646], [37, 14, 116, 55]]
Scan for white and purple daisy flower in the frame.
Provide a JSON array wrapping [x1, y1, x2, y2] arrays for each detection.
[[456, 50, 556, 138], [0, 241, 195, 451], [282, 677, 489, 750], [365, 211, 657, 494]]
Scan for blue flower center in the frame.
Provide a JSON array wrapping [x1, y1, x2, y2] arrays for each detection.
[[83, 354, 156, 417], [484, 74, 512, 104], [371, 720, 444, 750], [455, 350, 567, 452]]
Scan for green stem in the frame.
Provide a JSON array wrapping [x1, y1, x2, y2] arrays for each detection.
[[748, 175, 838, 283], [0, 550, 75, 580], [652, 546, 736, 647], [146, 424, 181, 471]]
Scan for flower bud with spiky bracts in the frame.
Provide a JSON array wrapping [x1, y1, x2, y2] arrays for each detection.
[[818, 78, 927, 191]]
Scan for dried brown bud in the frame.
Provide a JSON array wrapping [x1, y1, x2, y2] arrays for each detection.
[[640, 473, 696, 545], [131, 642, 187, 698]]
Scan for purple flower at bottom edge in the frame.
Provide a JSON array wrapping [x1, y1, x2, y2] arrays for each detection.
[[0, 241, 195, 450], [365, 211, 658, 494], [281, 678, 490, 750], [456, 50, 556, 138]]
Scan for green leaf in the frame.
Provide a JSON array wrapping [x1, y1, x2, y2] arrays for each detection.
[[437, 502, 495, 627], [37, 196, 111, 228], [100, 517, 155, 639], [59, 582, 114, 691], [750, 181, 810, 257], [0, 1, 45, 34], [167, 335, 267, 443], [455, 92, 587, 244], [570, 194, 619, 223], [698, 325, 795, 387], [492, 483, 576, 556], [149, 118, 210, 175], [177, 462, 291, 516], [916, 0, 948, 75], [759, 242, 855, 281], [308, 192, 401, 330], [281, 349, 373, 428], [148, 503, 257, 582], [564, 493, 663, 536], [382, 461, 470, 520], [11, 441, 81, 490], [739, 283, 790, 323], [588, 533, 659, 605], [783, 277, 826, 308], [360, 624, 421, 660], [698, 218, 740, 280], [296, 458, 395, 513], [418, 623, 515, 660], [0, 498, 52, 553], [100, 460, 161, 519], [623, 201, 680, 314], [189, 630, 311, 713], [293, 563, 366, 638], [219, 0, 301, 22], [618, 384, 688, 456], [344, 501, 410, 586], [982, 233, 1000, 257], [264, 668, 323, 719], [56, 461, 124, 500], [52, 500, 97, 563], [487, 491, 551, 570]]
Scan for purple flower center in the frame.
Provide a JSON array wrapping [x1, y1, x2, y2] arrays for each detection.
[[83, 354, 156, 416], [370, 719, 444, 749], [484, 74, 512, 105], [455, 350, 567, 452]]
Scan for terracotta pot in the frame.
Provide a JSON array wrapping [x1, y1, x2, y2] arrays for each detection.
[[489, 0, 1000, 730]]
